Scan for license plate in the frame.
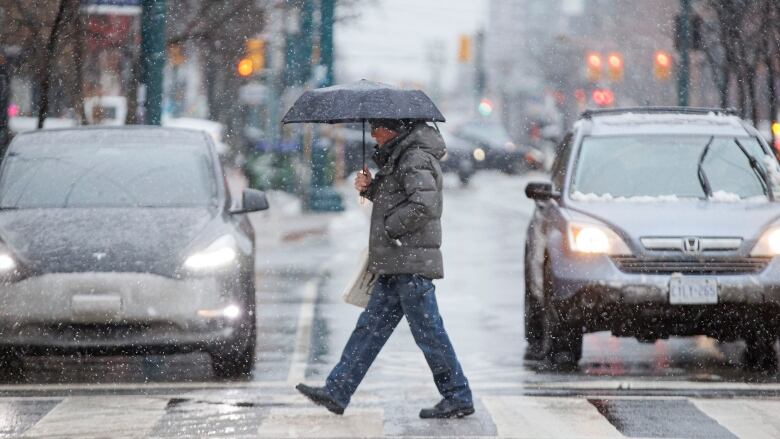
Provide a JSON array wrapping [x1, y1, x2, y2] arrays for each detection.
[[669, 277, 718, 305], [71, 294, 122, 318]]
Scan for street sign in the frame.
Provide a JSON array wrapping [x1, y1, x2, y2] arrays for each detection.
[[81, 0, 142, 16]]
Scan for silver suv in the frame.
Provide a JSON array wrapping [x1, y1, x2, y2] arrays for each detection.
[[524, 107, 780, 371]]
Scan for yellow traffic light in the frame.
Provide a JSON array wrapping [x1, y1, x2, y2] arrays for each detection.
[[458, 35, 472, 63], [586, 52, 602, 82], [772, 121, 780, 137], [246, 38, 265, 71], [654, 50, 672, 81], [237, 58, 254, 77], [607, 52, 623, 82]]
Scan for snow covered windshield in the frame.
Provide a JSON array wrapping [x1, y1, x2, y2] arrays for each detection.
[[0, 143, 217, 208], [571, 135, 770, 201]]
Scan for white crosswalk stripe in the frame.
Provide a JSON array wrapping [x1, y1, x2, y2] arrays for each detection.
[[482, 396, 624, 438], [0, 392, 779, 438], [257, 408, 384, 438], [21, 396, 169, 439], [692, 398, 780, 439]]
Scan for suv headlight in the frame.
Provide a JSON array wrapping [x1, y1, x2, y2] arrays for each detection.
[[184, 235, 237, 271], [751, 227, 780, 256], [0, 253, 15, 272], [567, 221, 631, 255]]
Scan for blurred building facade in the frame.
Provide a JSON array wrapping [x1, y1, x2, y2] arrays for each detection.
[[485, 0, 720, 137]]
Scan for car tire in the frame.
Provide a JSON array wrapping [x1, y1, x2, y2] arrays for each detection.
[[539, 261, 583, 370], [524, 248, 544, 360], [211, 318, 256, 380], [0, 348, 24, 381], [743, 329, 778, 373], [211, 271, 257, 380]]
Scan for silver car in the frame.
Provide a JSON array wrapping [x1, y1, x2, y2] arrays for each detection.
[[0, 127, 268, 379], [524, 107, 780, 371]]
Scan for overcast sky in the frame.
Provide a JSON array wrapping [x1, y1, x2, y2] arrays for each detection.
[[334, 0, 488, 88]]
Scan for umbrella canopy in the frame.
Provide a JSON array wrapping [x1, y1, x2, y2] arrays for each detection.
[[281, 79, 446, 124]]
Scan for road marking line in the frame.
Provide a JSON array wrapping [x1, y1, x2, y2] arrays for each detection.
[[22, 396, 169, 438], [287, 279, 319, 385], [5, 379, 780, 394], [692, 398, 780, 439], [257, 407, 384, 438], [482, 396, 624, 438]]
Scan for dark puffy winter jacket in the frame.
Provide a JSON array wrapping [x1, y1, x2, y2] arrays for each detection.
[[361, 123, 446, 279]]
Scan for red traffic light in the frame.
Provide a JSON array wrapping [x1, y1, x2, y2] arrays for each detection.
[[607, 54, 623, 69], [654, 50, 672, 81], [655, 51, 671, 67], [587, 53, 602, 68], [237, 58, 254, 77], [586, 52, 602, 82], [592, 89, 615, 107], [607, 53, 623, 81]]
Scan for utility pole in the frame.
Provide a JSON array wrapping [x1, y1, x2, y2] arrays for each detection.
[[320, 0, 335, 88], [307, 0, 343, 211], [140, 0, 166, 125], [0, 58, 9, 149], [677, 0, 691, 107]]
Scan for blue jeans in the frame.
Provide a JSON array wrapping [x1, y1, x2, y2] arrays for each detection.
[[325, 274, 472, 408]]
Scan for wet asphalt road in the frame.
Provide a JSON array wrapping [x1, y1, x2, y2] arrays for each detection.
[[1, 172, 780, 438]]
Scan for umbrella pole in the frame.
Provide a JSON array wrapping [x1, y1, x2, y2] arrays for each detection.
[[362, 119, 366, 170]]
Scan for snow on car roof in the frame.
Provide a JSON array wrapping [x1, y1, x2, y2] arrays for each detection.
[[587, 112, 750, 137]]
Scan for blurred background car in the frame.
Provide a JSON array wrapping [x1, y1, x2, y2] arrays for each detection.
[[0, 127, 268, 379], [440, 128, 476, 185], [451, 119, 545, 174]]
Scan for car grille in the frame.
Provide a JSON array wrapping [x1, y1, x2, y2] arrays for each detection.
[[610, 256, 771, 275]]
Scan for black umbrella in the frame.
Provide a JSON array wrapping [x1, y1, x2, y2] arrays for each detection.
[[281, 80, 445, 169]]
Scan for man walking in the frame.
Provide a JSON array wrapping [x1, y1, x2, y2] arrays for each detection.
[[296, 119, 473, 419]]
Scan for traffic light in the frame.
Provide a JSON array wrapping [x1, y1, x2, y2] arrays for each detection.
[[674, 14, 703, 51], [246, 38, 265, 71], [478, 98, 493, 117], [607, 52, 623, 82], [458, 35, 472, 63], [586, 52, 602, 82], [654, 50, 672, 81], [237, 58, 254, 77]]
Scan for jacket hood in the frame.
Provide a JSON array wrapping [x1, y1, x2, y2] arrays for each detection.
[[374, 123, 446, 175]]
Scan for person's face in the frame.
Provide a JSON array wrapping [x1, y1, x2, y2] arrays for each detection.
[[370, 125, 398, 146]]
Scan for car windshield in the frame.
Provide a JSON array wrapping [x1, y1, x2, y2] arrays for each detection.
[[571, 135, 771, 200], [0, 137, 218, 208]]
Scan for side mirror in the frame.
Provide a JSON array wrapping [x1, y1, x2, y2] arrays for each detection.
[[232, 188, 269, 214], [525, 182, 559, 201]]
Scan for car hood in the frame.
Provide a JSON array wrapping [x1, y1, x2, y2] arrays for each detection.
[[0, 207, 217, 277], [566, 200, 780, 241]]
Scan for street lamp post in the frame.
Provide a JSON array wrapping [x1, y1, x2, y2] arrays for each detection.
[[141, 0, 166, 125], [677, 0, 691, 107]]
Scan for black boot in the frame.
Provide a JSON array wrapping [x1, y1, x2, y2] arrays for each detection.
[[295, 383, 345, 415], [419, 398, 475, 419]]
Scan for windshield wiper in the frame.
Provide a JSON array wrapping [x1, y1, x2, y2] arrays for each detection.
[[697, 136, 715, 198], [734, 139, 775, 201]]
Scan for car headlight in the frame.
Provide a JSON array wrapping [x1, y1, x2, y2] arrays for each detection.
[[0, 253, 15, 272], [751, 227, 780, 256], [567, 222, 631, 255], [473, 148, 486, 162], [184, 235, 237, 270]]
